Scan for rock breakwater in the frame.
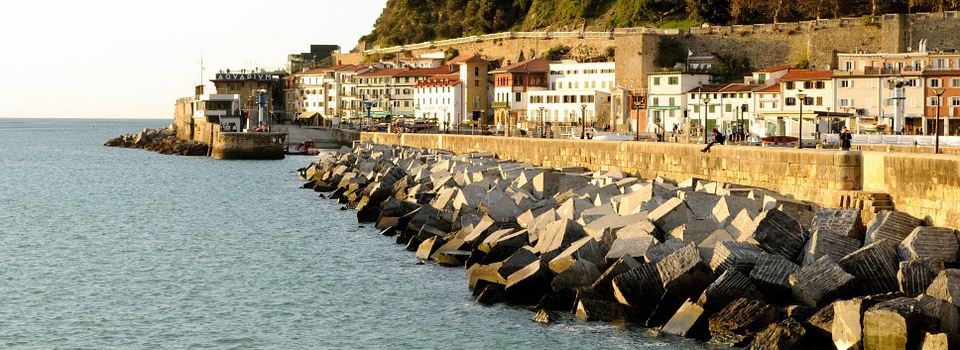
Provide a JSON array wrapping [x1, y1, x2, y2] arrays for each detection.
[[104, 124, 208, 156], [300, 141, 960, 349]]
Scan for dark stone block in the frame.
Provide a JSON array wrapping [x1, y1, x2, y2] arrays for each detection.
[[899, 227, 960, 263], [710, 240, 763, 274], [661, 300, 710, 340], [591, 255, 641, 298], [900, 258, 945, 297], [926, 269, 960, 308], [839, 240, 901, 295], [789, 256, 857, 308], [864, 210, 923, 247], [531, 309, 560, 324], [647, 243, 715, 327], [800, 229, 862, 266], [863, 297, 926, 350], [708, 298, 779, 347], [475, 283, 504, 305], [746, 318, 808, 350], [810, 208, 864, 240], [575, 299, 625, 322], [750, 252, 801, 304], [498, 246, 539, 279], [504, 261, 552, 305], [698, 269, 762, 313], [743, 209, 809, 262], [612, 263, 664, 321]]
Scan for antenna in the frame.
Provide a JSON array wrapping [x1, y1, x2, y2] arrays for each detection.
[[198, 51, 205, 85]]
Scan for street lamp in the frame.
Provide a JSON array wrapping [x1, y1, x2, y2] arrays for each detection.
[[539, 106, 546, 138], [822, 106, 831, 142], [797, 90, 807, 149], [934, 88, 946, 154], [701, 96, 711, 144], [580, 104, 588, 139]]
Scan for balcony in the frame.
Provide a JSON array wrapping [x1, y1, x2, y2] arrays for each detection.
[[491, 101, 510, 108]]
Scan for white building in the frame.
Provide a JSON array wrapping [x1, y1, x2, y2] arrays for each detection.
[[645, 72, 711, 133], [413, 74, 462, 128], [192, 93, 241, 131], [527, 61, 616, 127]]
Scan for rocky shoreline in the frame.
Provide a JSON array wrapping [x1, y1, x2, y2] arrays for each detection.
[[299, 142, 960, 349], [104, 124, 208, 156]]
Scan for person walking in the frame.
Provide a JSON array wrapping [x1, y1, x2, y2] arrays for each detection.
[[839, 126, 852, 151]]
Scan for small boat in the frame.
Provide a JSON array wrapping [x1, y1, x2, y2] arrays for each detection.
[[291, 139, 321, 155]]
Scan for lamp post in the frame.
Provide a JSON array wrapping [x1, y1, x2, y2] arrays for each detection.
[[480, 108, 486, 134], [822, 106, 831, 142], [701, 96, 711, 144], [580, 104, 588, 139], [934, 88, 946, 154], [539, 106, 546, 138], [797, 90, 807, 149]]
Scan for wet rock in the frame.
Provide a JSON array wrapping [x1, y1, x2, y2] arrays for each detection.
[[550, 259, 601, 296], [498, 246, 539, 279], [708, 298, 778, 347], [575, 299, 625, 322], [747, 318, 808, 350], [661, 300, 709, 340], [504, 261, 552, 305], [612, 263, 664, 320], [475, 283, 504, 305], [434, 250, 471, 266], [466, 262, 506, 291], [531, 309, 560, 323]]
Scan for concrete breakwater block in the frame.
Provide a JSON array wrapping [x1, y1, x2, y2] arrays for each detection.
[[789, 256, 856, 308], [302, 142, 960, 349], [708, 298, 778, 347], [742, 209, 809, 262], [864, 210, 923, 247]]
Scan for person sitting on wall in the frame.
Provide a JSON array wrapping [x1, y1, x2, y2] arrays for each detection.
[[701, 128, 724, 153]]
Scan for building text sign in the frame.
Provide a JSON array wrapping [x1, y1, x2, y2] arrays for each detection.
[[215, 73, 279, 81]]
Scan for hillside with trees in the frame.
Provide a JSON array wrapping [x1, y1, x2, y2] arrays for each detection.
[[361, 0, 960, 47]]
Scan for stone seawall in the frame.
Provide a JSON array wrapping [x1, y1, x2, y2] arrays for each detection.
[[360, 132, 960, 229], [212, 132, 286, 160], [360, 133, 859, 209]]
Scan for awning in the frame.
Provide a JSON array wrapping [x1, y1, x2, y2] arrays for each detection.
[[298, 111, 320, 119]]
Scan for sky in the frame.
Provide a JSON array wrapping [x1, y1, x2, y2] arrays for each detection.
[[0, 0, 386, 119]]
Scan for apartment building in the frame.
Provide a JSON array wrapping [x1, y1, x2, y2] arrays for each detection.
[[526, 61, 616, 127]]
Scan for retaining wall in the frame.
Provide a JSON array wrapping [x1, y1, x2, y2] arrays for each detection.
[[212, 132, 286, 160], [360, 133, 960, 228]]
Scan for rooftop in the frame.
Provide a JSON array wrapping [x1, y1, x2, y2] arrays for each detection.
[[688, 84, 730, 93], [780, 69, 834, 81], [755, 65, 791, 73], [490, 59, 552, 74]]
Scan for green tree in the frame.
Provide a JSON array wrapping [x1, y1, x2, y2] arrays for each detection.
[[687, 0, 732, 25]]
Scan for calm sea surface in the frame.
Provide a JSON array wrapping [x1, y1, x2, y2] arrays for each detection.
[[0, 119, 718, 349]]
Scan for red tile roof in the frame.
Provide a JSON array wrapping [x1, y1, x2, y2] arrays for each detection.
[[721, 84, 762, 92], [294, 64, 354, 76], [415, 74, 461, 88], [756, 65, 791, 73], [688, 84, 730, 93], [780, 70, 833, 81], [448, 54, 487, 64], [339, 64, 375, 73], [490, 59, 552, 74], [755, 84, 781, 92], [358, 66, 459, 77]]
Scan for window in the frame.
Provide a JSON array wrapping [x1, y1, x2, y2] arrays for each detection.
[[474, 80, 479, 86], [930, 97, 941, 106], [840, 99, 849, 107], [692, 105, 700, 113], [952, 97, 960, 106], [953, 79, 960, 88], [725, 104, 732, 112], [815, 97, 822, 105], [840, 80, 851, 88], [515, 92, 522, 102], [474, 67, 479, 75], [786, 82, 794, 90], [652, 97, 660, 106], [668, 77, 679, 85], [668, 97, 675, 106], [786, 97, 797, 106], [653, 77, 661, 86], [708, 105, 716, 113], [930, 79, 942, 88], [804, 82, 813, 89], [758, 73, 767, 84]]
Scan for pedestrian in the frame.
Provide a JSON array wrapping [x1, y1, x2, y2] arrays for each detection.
[[839, 126, 852, 151], [701, 128, 723, 153]]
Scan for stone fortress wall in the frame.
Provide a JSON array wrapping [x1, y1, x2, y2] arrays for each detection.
[[357, 132, 960, 230], [341, 12, 960, 93]]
